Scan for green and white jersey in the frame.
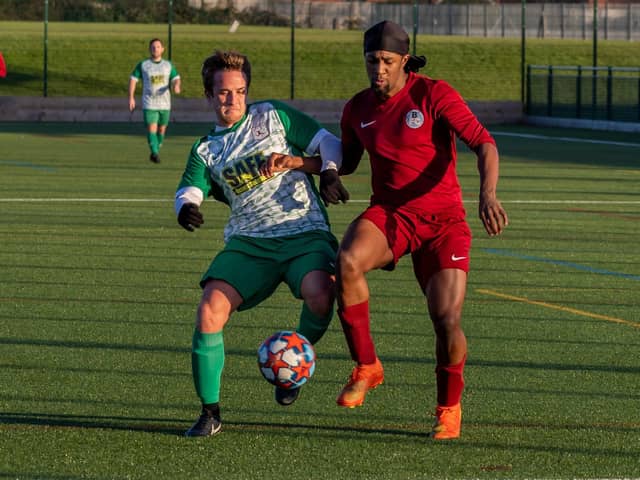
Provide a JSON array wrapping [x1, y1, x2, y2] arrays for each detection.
[[130, 58, 179, 110], [175, 100, 333, 243]]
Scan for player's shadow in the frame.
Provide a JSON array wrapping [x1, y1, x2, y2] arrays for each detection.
[[224, 419, 430, 439], [0, 411, 430, 439], [0, 70, 41, 88], [0, 411, 186, 436]]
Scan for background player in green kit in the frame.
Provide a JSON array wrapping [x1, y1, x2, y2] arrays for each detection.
[[174, 50, 344, 437], [128, 38, 181, 163]]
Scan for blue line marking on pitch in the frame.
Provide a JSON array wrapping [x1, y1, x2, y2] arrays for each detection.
[[483, 248, 640, 281], [0, 160, 56, 172]]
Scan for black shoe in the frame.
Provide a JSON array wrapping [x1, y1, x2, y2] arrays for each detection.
[[275, 386, 300, 406], [185, 409, 222, 437], [149, 153, 160, 163]]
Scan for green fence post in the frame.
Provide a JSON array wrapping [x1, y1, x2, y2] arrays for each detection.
[[521, 0, 526, 111], [43, 0, 48, 97], [413, 0, 418, 55], [168, 0, 173, 61], [606, 66, 612, 120], [547, 65, 553, 117], [593, 0, 598, 68], [290, 0, 295, 100], [592, 67, 597, 119], [525, 64, 531, 115], [576, 65, 582, 118]]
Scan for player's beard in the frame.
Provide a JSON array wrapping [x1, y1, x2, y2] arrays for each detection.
[[371, 78, 391, 99]]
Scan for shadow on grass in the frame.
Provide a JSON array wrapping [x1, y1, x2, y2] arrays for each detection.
[[0, 411, 185, 436], [0, 70, 42, 88], [0, 410, 431, 439], [0, 121, 211, 137], [2, 411, 639, 459], [3, 336, 640, 376]]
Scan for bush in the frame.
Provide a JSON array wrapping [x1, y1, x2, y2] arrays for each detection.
[[0, 0, 289, 25]]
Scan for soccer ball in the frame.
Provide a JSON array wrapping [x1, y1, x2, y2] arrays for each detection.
[[257, 331, 316, 389]]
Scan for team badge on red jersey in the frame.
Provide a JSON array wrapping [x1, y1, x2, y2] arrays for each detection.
[[405, 109, 424, 129]]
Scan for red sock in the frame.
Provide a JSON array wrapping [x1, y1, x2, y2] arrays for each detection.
[[338, 301, 377, 364], [435, 354, 466, 407]]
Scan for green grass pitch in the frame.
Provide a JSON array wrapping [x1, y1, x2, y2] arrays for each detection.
[[0, 121, 639, 478]]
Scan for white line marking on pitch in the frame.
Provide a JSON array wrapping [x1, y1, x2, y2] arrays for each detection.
[[491, 131, 640, 148]]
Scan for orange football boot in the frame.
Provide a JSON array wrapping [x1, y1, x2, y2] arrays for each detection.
[[336, 358, 384, 408], [429, 403, 462, 440]]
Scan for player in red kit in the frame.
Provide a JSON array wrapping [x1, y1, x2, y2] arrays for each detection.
[[319, 20, 508, 440], [0, 52, 7, 78]]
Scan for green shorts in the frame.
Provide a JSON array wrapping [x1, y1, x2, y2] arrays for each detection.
[[201, 230, 338, 311], [143, 109, 170, 127]]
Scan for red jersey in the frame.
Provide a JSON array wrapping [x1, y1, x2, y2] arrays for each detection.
[[341, 72, 495, 213], [0, 52, 6, 78]]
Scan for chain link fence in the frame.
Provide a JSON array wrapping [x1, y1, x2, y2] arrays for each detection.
[[527, 65, 640, 123], [222, 0, 640, 41], [1, 0, 639, 118]]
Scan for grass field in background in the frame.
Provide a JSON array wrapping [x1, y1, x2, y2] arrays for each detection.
[[1, 21, 639, 100], [0, 121, 638, 479]]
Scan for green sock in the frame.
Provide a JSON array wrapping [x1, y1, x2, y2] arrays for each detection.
[[147, 131, 159, 154], [297, 303, 333, 345], [191, 330, 225, 404], [157, 132, 165, 149]]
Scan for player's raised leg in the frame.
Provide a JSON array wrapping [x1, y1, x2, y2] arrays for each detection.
[[335, 218, 391, 408], [278, 246, 336, 406]]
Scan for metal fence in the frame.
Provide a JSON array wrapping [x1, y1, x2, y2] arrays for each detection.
[[1, 1, 639, 109], [203, 0, 640, 40], [526, 65, 640, 123], [4, 0, 640, 39]]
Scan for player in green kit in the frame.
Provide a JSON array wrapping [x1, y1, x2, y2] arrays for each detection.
[[175, 50, 345, 437], [128, 38, 181, 163]]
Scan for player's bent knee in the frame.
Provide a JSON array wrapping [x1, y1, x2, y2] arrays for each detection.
[[304, 290, 334, 319], [336, 250, 365, 280], [196, 303, 229, 333]]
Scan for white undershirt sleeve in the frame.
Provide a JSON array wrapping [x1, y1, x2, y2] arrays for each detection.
[[308, 128, 343, 172], [174, 186, 204, 216]]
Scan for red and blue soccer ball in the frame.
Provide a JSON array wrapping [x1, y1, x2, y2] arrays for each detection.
[[257, 331, 316, 389]]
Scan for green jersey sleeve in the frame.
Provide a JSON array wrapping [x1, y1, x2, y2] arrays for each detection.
[[177, 138, 229, 205], [130, 61, 143, 79], [170, 62, 179, 81], [269, 99, 323, 154]]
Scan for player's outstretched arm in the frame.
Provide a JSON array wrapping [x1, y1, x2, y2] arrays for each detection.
[[476, 142, 508, 236], [260, 152, 318, 177]]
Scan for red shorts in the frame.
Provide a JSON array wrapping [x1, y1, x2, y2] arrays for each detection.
[[359, 204, 472, 291]]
